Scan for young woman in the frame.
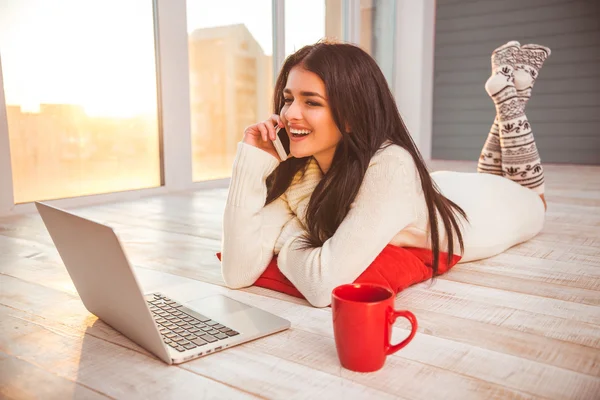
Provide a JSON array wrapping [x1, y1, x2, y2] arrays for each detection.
[[221, 41, 548, 307]]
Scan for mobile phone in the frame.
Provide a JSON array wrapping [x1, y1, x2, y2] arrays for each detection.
[[272, 126, 290, 161]]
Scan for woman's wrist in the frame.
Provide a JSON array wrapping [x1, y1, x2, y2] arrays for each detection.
[[227, 143, 280, 208]]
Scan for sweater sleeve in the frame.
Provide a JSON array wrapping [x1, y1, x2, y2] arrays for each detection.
[[277, 152, 419, 307], [221, 142, 294, 288]]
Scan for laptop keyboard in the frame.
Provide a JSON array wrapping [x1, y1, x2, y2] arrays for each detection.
[[146, 293, 239, 353]]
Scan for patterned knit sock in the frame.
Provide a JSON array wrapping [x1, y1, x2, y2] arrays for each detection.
[[477, 117, 502, 175], [514, 44, 551, 98], [501, 44, 550, 194], [514, 43, 551, 111], [478, 41, 520, 175], [484, 41, 546, 194]]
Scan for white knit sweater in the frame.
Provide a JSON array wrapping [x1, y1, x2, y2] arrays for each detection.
[[221, 142, 545, 307]]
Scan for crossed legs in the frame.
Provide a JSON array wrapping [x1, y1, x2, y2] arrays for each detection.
[[478, 41, 551, 210]]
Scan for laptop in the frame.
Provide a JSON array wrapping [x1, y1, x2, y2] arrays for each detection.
[[35, 202, 291, 365]]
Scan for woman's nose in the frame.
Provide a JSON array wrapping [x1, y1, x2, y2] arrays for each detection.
[[284, 100, 302, 122]]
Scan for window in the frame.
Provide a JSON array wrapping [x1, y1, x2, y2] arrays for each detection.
[[359, 0, 396, 84], [187, 0, 274, 181], [285, 0, 324, 56], [0, 0, 161, 203], [285, 0, 344, 56]]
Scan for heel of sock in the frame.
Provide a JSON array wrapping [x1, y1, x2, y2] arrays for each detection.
[[513, 68, 535, 91], [485, 72, 514, 97]]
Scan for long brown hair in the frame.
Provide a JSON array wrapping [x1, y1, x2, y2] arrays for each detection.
[[266, 41, 467, 275]]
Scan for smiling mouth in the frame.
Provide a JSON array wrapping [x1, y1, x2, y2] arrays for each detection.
[[289, 128, 312, 138]]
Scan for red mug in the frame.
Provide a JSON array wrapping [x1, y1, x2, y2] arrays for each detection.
[[331, 283, 418, 372]]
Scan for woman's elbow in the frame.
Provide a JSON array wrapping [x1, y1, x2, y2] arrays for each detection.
[[287, 272, 335, 308], [221, 268, 254, 289], [304, 286, 333, 308], [308, 297, 331, 308], [223, 277, 248, 290], [219, 250, 260, 289]]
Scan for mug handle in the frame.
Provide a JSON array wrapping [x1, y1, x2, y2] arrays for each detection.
[[386, 309, 418, 355]]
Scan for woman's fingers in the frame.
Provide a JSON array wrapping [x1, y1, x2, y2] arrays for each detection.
[[267, 115, 284, 140], [245, 116, 284, 143], [271, 114, 284, 129], [257, 123, 268, 143], [265, 120, 276, 141]]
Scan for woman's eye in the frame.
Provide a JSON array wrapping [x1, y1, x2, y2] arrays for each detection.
[[283, 98, 293, 104], [306, 101, 321, 107]]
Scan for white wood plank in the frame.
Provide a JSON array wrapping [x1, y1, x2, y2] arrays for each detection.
[[3, 231, 600, 377], [245, 327, 600, 400], [503, 240, 600, 268], [0, 271, 535, 399], [0, 351, 110, 400], [457, 253, 600, 291], [0, 308, 257, 399], [397, 285, 600, 349], [202, 285, 600, 377], [181, 347, 404, 400], [411, 308, 600, 378], [196, 290, 600, 399], [0, 277, 404, 399], [167, 279, 600, 399], [441, 268, 600, 306], [409, 279, 600, 326]]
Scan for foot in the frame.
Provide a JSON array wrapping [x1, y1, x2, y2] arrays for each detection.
[[485, 41, 520, 96], [481, 41, 522, 174], [514, 44, 551, 92], [491, 41, 520, 73]]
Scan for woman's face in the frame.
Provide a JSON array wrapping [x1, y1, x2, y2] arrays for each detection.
[[280, 66, 343, 173]]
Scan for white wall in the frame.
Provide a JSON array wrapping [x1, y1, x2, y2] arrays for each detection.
[[393, 0, 436, 160]]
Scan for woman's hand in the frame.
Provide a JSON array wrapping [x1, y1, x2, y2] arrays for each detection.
[[243, 114, 285, 160]]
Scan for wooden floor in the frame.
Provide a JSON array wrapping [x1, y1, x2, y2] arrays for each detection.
[[1, 160, 599, 399]]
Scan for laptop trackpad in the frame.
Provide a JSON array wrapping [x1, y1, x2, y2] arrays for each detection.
[[193, 295, 251, 314], [187, 295, 290, 335]]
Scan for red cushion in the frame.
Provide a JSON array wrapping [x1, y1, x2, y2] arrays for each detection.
[[216, 245, 461, 300]]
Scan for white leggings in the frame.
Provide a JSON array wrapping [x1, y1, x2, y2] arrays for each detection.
[[431, 171, 545, 263]]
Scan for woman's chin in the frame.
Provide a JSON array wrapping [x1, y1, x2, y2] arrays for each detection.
[[290, 148, 311, 159]]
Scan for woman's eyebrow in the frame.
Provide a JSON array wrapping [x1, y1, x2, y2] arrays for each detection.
[[283, 88, 326, 100]]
